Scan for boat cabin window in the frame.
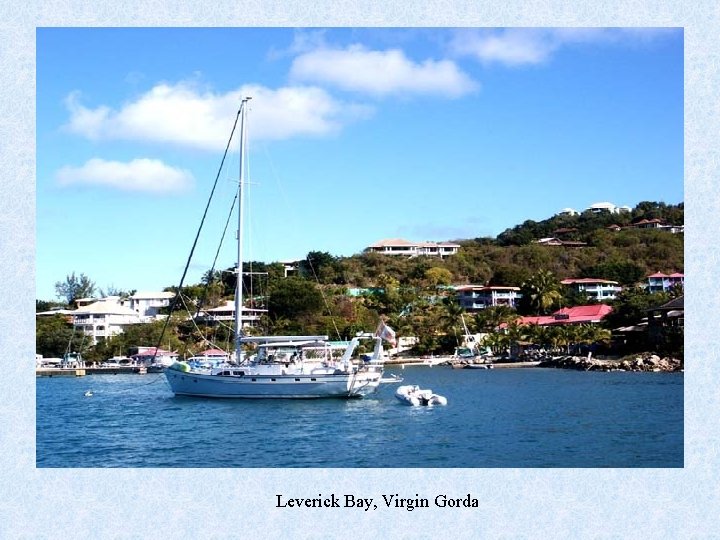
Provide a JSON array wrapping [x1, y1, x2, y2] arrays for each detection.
[[258, 347, 303, 363]]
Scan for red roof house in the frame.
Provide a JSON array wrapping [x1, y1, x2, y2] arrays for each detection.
[[510, 304, 613, 327]]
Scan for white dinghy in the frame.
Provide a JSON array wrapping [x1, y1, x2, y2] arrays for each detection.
[[395, 385, 447, 407]]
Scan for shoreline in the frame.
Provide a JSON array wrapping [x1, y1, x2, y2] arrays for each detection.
[[36, 353, 682, 377], [386, 352, 683, 373]]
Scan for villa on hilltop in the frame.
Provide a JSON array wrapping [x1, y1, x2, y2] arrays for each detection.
[[558, 202, 632, 216], [366, 238, 460, 258]]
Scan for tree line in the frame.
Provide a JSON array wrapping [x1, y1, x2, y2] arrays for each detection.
[[36, 201, 683, 361]]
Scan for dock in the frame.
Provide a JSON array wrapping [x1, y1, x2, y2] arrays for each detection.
[[36, 368, 87, 377], [491, 361, 541, 368], [36, 366, 151, 377]]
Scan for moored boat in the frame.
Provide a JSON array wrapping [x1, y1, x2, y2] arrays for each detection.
[[164, 97, 394, 399], [395, 384, 447, 406], [167, 333, 388, 398]]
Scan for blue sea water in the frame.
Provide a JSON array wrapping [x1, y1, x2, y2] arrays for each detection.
[[36, 367, 683, 468]]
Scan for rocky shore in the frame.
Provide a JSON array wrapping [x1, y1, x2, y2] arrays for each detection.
[[538, 353, 683, 372]]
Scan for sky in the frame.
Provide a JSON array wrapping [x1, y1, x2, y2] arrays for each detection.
[[36, 27, 684, 301]]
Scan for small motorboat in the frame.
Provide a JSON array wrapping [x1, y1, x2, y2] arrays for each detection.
[[395, 385, 447, 407], [84, 390, 93, 397]]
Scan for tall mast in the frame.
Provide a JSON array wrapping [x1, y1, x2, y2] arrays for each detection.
[[235, 97, 251, 355]]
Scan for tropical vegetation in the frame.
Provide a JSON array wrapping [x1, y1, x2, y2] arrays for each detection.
[[36, 201, 683, 361]]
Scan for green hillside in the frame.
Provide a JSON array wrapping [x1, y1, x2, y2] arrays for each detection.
[[38, 201, 683, 361]]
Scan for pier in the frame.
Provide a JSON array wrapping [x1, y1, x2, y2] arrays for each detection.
[[36, 366, 150, 377], [36, 368, 86, 377]]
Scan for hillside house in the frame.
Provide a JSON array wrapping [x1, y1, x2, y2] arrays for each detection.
[[367, 238, 460, 258], [195, 300, 266, 328], [455, 285, 522, 311], [586, 202, 631, 214], [123, 291, 175, 320], [647, 272, 684, 293], [561, 278, 622, 301], [71, 297, 141, 345]]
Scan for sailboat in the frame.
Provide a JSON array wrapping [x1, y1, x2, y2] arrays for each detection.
[[450, 314, 493, 369], [165, 97, 389, 398]]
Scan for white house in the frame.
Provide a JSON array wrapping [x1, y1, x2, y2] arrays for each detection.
[[561, 278, 622, 301], [586, 202, 632, 214], [123, 291, 175, 320], [367, 238, 460, 258], [280, 260, 300, 277], [455, 285, 522, 311], [196, 300, 266, 328], [71, 297, 141, 345]]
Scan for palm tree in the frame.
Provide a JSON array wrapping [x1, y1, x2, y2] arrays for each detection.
[[545, 326, 564, 355], [481, 331, 507, 356], [520, 270, 563, 315], [473, 305, 518, 332], [502, 321, 528, 358], [578, 324, 611, 351], [439, 297, 466, 345], [525, 323, 551, 350]]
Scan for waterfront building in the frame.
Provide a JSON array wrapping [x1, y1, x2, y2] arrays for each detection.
[[516, 304, 613, 326], [561, 278, 622, 301], [647, 296, 684, 348], [71, 297, 141, 345], [455, 285, 522, 311], [366, 238, 460, 258]]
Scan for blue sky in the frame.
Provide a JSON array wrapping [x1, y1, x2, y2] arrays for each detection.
[[36, 27, 683, 301]]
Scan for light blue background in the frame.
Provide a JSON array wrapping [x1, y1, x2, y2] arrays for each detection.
[[2, 2, 715, 538]]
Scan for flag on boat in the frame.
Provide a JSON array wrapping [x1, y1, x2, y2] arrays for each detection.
[[375, 321, 397, 347]]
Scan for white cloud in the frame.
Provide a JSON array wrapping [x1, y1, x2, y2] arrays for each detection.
[[55, 158, 194, 193], [451, 29, 555, 66], [268, 29, 329, 60], [290, 45, 478, 97], [450, 28, 678, 66], [64, 82, 372, 150]]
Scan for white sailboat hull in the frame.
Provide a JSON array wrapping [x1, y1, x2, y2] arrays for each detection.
[[165, 368, 382, 399]]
